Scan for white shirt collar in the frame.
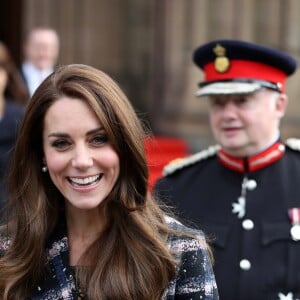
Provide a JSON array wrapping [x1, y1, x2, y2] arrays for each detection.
[[22, 62, 53, 97]]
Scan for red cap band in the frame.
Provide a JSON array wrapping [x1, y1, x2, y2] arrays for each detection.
[[204, 60, 287, 92]]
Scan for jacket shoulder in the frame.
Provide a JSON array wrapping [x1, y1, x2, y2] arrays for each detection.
[[163, 144, 220, 176], [285, 138, 300, 152]]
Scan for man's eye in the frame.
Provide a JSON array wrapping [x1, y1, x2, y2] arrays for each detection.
[[210, 98, 223, 107], [51, 139, 70, 149], [234, 98, 249, 106], [91, 134, 108, 145], [234, 97, 246, 104]]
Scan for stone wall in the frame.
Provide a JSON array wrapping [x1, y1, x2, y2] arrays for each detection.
[[22, 0, 300, 151]]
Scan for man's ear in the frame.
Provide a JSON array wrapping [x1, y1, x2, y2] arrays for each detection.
[[276, 93, 288, 118]]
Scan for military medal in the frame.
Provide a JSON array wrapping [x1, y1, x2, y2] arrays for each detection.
[[232, 196, 246, 218], [288, 208, 300, 241], [278, 292, 294, 300], [290, 225, 300, 241], [232, 177, 258, 219]]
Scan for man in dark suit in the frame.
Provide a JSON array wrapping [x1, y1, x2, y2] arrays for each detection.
[[154, 39, 300, 300]]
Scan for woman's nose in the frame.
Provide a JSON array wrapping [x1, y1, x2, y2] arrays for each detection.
[[71, 146, 93, 169]]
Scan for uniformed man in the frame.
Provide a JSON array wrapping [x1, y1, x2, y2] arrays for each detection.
[[153, 39, 300, 300]]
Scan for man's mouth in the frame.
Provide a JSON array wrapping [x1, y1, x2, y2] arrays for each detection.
[[223, 126, 241, 131]]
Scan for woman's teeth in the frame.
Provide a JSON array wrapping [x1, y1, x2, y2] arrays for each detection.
[[68, 174, 101, 186]]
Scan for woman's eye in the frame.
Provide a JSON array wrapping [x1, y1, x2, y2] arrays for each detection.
[[51, 139, 70, 149], [91, 134, 108, 145]]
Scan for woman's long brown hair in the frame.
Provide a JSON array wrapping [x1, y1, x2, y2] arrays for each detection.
[[0, 41, 29, 105], [0, 64, 177, 299]]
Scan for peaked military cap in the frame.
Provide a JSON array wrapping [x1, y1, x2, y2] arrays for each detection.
[[193, 39, 297, 96]]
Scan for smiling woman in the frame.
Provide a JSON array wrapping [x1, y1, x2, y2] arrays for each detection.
[[0, 64, 218, 299]]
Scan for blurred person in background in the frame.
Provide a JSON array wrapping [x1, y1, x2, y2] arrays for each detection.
[[0, 41, 28, 218], [154, 39, 300, 300], [21, 27, 60, 97]]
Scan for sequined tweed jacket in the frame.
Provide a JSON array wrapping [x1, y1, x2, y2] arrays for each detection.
[[0, 216, 219, 300]]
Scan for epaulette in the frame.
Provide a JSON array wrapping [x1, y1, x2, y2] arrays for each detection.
[[163, 144, 220, 176], [285, 138, 300, 151]]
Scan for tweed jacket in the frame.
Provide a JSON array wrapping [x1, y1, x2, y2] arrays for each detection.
[[0, 216, 218, 300]]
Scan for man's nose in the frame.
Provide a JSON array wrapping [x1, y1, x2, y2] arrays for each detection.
[[222, 101, 237, 117]]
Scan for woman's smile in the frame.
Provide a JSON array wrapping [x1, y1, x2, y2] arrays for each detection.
[[67, 174, 102, 187]]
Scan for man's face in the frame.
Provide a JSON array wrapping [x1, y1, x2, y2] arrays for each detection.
[[24, 29, 59, 70], [208, 89, 287, 157]]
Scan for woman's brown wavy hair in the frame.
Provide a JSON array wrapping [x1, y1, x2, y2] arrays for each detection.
[[0, 41, 29, 105], [0, 64, 177, 299]]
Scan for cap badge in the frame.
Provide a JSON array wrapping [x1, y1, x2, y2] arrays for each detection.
[[213, 43, 230, 73]]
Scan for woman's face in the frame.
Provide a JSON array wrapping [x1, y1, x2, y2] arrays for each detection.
[[43, 96, 120, 212]]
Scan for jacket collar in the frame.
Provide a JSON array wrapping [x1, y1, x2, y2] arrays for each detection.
[[218, 141, 285, 172]]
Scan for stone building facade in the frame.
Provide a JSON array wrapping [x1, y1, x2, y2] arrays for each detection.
[[5, 0, 300, 151]]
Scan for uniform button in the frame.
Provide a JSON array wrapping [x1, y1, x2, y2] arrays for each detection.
[[240, 259, 251, 270], [242, 219, 254, 230], [246, 179, 257, 190], [278, 144, 285, 152]]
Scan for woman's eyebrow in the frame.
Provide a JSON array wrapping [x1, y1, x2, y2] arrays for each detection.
[[86, 127, 104, 135], [48, 127, 104, 138], [48, 132, 69, 138]]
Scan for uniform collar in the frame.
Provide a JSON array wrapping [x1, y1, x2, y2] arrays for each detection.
[[218, 141, 285, 172]]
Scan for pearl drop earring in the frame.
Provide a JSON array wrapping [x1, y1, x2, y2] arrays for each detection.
[[42, 165, 48, 173]]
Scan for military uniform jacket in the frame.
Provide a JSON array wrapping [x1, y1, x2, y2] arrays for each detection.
[[154, 139, 300, 300]]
